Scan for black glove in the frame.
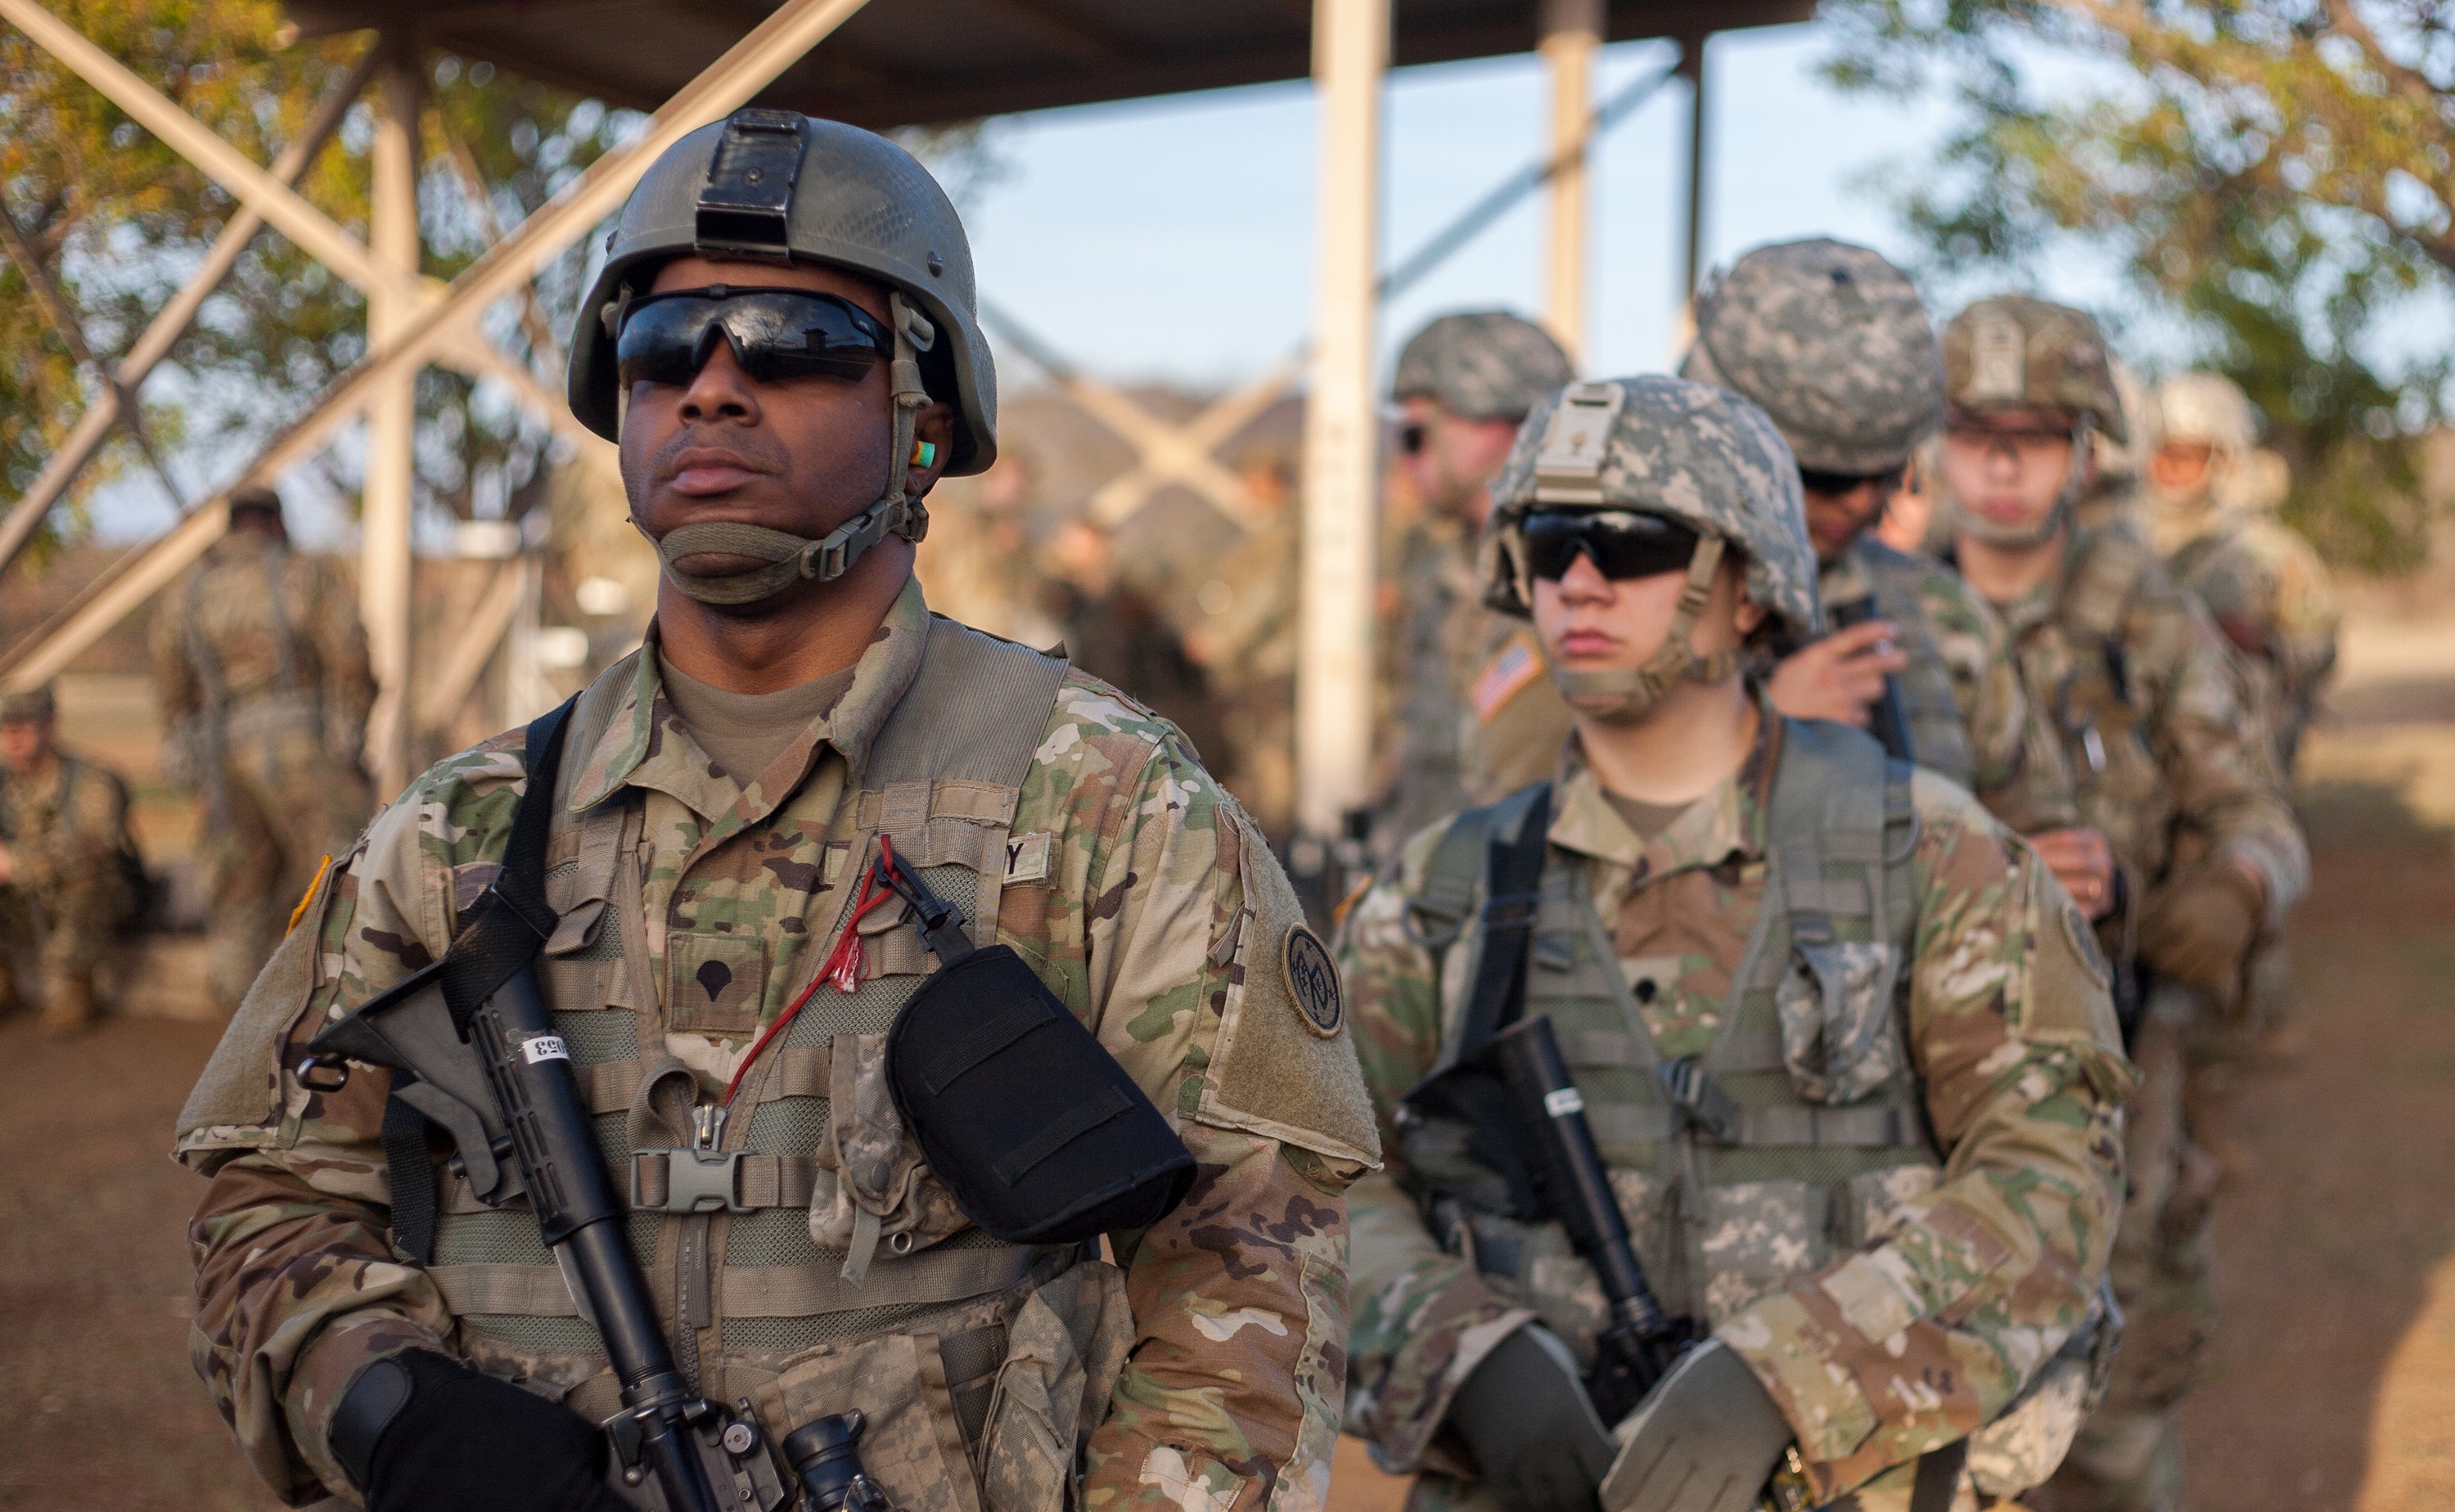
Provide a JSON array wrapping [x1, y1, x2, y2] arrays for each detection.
[[1446, 1326, 1617, 1512], [331, 1348, 621, 1512], [1599, 1340, 1794, 1512]]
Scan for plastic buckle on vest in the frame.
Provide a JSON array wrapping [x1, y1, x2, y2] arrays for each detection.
[[633, 1148, 751, 1213], [1482, 890, 1541, 930], [1657, 1056, 1744, 1144]]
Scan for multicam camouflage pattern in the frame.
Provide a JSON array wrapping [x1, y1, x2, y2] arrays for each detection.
[[1484, 376, 1822, 641], [150, 533, 376, 1010], [1984, 520, 2308, 929], [1378, 517, 1577, 854], [1391, 312, 1576, 422], [2166, 514, 2339, 771], [1821, 540, 2079, 835], [1682, 238, 1946, 476], [1337, 707, 2132, 1509], [0, 751, 138, 991], [176, 578, 1369, 1512], [1942, 297, 2128, 443]]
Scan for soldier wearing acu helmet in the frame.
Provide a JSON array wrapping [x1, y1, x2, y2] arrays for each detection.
[[1681, 238, 2079, 839], [2141, 372, 2340, 772], [176, 110, 1376, 1512], [1382, 310, 1579, 849], [1936, 298, 2309, 1512], [1338, 375, 2131, 1512]]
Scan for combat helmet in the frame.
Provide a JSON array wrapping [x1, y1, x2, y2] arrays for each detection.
[[1482, 376, 1819, 718], [2145, 371, 2258, 459], [1680, 237, 1944, 478], [1393, 311, 1575, 422], [1940, 295, 2127, 547], [567, 110, 995, 604]]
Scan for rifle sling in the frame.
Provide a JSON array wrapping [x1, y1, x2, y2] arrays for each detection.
[[1453, 783, 1553, 1060], [385, 697, 579, 1262]]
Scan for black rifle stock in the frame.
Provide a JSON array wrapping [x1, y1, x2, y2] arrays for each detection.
[[1826, 594, 1913, 763]]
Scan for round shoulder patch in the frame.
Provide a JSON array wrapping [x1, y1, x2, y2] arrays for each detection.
[[1282, 925, 1343, 1038]]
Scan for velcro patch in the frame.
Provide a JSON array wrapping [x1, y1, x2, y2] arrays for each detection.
[[1282, 926, 1342, 1038], [1002, 830, 1054, 885], [1471, 637, 1544, 723]]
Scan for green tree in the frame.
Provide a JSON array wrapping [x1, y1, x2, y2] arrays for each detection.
[[0, 0, 633, 556], [1822, 0, 2455, 570]]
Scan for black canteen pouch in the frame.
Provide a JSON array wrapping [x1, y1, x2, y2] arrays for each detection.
[[874, 846, 1196, 1245]]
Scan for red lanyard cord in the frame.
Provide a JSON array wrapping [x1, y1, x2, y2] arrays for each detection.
[[722, 835, 900, 1105]]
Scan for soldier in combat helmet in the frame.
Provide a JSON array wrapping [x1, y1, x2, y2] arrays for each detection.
[[175, 112, 1375, 1512], [1935, 299, 2309, 1512], [1340, 375, 2130, 1512], [1381, 311, 1578, 848], [150, 485, 376, 1014], [1679, 238, 2080, 843], [2138, 371, 2339, 772]]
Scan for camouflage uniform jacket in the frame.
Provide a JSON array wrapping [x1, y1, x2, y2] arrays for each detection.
[[1336, 704, 2132, 1506], [2163, 514, 2340, 767], [1985, 522, 2308, 931], [149, 537, 376, 752], [1381, 519, 1574, 845], [0, 751, 133, 900], [1820, 538, 2078, 836], [176, 578, 1376, 1512]]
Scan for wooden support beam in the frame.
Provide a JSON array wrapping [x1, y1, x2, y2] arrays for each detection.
[[1540, 0, 1601, 365]]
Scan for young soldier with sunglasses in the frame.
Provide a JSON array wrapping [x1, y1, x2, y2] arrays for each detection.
[[1935, 299, 2307, 1512], [175, 111, 1376, 1512], [1337, 376, 2131, 1512], [1679, 240, 2081, 846]]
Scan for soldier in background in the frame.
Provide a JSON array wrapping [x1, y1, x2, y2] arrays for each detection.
[[1680, 237, 2079, 839], [1380, 311, 1577, 850], [0, 683, 141, 1034], [912, 445, 1065, 651], [1042, 515, 1236, 778], [1186, 452, 1303, 840], [2141, 373, 2340, 771], [1937, 299, 2309, 1512], [150, 487, 375, 1015]]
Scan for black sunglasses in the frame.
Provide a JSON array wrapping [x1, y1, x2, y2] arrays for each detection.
[[616, 285, 894, 390], [1398, 421, 1428, 456], [1520, 509, 1701, 583]]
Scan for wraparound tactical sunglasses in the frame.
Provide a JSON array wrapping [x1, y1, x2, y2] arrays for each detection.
[[615, 285, 894, 390], [1519, 509, 1702, 582]]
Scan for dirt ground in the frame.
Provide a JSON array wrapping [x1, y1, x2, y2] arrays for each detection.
[[4, 621, 2451, 1511]]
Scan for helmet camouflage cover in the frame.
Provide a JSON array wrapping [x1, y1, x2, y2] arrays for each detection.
[[2145, 371, 2259, 457], [1942, 295, 2127, 443], [1392, 310, 1576, 422], [569, 110, 996, 473], [1484, 375, 1821, 641], [1680, 237, 1944, 475]]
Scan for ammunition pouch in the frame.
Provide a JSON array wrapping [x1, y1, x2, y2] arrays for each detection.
[[887, 942, 1195, 1244]]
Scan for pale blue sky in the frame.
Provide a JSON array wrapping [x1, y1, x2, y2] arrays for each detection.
[[95, 17, 2118, 546]]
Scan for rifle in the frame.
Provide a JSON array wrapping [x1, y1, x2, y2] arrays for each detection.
[[300, 701, 887, 1512], [1825, 595, 1913, 764], [1406, 1015, 1693, 1425]]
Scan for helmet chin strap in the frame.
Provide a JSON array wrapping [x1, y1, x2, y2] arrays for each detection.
[[1544, 535, 1741, 723], [1948, 416, 2094, 551], [633, 293, 939, 607]]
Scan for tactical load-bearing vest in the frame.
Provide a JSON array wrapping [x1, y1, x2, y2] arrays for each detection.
[[1397, 718, 2109, 1498], [419, 619, 1130, 1512], [1850, 539, 1976, 793]]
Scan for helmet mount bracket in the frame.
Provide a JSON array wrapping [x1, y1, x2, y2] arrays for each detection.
[[695, 110, 808, 263]]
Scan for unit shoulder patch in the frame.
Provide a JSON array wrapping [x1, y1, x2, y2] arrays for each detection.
[[1282, 925, 1343, 1037]]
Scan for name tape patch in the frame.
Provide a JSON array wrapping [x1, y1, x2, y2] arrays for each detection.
[[520, 1035, 570, 1065], [1282, 926, 1343, 1038], [1543, 1087, 1585, 1118]]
